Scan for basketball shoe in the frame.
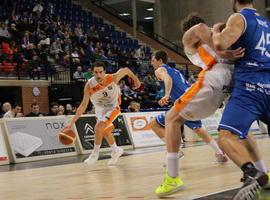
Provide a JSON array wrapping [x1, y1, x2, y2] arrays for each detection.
[[215, 153, 228, 163], [155, 173, 185, 197], [108, 147, 124, 165], [233, 171, 269, 200], [84, 153, 99, 165], [264, 172, 270, 189]]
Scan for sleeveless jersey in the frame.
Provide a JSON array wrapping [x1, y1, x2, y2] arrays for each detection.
[[185, 44, 234, 90], [160, 64, 190, 102], [231, 8, 270, 84], [88, 74, 120, 109]]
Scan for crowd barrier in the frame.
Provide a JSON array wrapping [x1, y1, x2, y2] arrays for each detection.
[[0, 110, 267, 165]]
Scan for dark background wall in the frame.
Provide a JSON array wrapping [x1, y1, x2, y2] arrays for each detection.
[[154, 0, 267, 46]]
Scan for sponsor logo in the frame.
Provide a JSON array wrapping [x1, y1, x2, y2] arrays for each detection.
[[84, 123, 94, 134], [130, 116, 151, 131], [45, 122, 65, 130], [0, 157, 7, 161]]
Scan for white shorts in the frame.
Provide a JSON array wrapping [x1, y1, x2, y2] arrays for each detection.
[[174, 67, 232, 121], [95, 106, 120, 127]]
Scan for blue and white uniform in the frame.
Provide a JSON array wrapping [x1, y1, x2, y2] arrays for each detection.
[[219, 8, 270, 139], [155, 64, 202, 130]]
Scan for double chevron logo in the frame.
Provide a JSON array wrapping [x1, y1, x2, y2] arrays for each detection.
[[84, 123, 94, 134]]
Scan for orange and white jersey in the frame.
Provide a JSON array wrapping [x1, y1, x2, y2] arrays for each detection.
[[185, 44, 218, 70], [88, 74, 121, 110], [185, 44, 234, 90], [172, 44, 234, 121]]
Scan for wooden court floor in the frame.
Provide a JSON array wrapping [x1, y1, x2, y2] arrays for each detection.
[[0, 138, 269, 200]]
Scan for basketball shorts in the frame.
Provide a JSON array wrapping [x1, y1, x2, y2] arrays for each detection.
[[95, 106, 120, 127], [155, 112, 202, 130], [219, 82, 270, 139]]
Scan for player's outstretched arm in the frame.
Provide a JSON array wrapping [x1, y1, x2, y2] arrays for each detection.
[[67, 83, 90, 128], [212, 13, 244, 50], [113, 67, 141, 89], [155, 67, 172, 106]]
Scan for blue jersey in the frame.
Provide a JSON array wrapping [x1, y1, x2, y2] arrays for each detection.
[[160, 64, 190, 102], [231, 8, 270, 85]]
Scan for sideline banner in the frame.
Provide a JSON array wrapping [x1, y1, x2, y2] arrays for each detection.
[[4, 116, 76, 163], [124, 112, 164, 148], [0, 123, 9, 165], [185, 109, 266, 141], [74, 114, 133, 154]]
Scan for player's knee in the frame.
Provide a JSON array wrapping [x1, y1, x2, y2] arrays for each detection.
[[95, 121, 106, 134], [217, 130, 231, 147]]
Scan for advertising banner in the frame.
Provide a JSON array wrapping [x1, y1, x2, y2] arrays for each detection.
[[75, 114, 132, 153], [186, 109, 266, 141], [4, 116, 76, 162], [0, 125, 9, 165], [124, 112, 164, 148]]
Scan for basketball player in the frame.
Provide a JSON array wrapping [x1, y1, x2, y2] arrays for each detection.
[[212, 0, 270, 199], [149, 50, 228, 163], [67, 62, 141, 165], [155, 13, 245, 197]]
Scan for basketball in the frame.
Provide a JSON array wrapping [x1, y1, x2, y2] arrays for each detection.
[[59, 127, 76, 145]]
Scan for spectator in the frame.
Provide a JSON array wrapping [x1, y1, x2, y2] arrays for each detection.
[[3, 104, 23, 118], [1, 102, 12, 118], [48, 102, 58, 116], [57, 105, 65, 115], [127, 101, 141, 112], [65, 104, 74, 115], [9, 23, 20, 43], [29, 52, 41, 79], [83, 66, 93, 80], [73, 66, 84, 85], [21, 31, 32, 49], [0, 23, 10, 41], [33, 0, 44, 18], [71, 48, 80, 64], [143, 72, 159, 93], [134, 46, 145, 60], [25, 103, 44, 117], [50, 38, 63, 60]]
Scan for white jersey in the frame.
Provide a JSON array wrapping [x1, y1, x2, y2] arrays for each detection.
[[185, 44, 234, 90], [173, 44, 234, 121], [88, 74, 121, 111]]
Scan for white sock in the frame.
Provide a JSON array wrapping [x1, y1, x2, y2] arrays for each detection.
[[167, 153, 179, 178], [110, 142, 118, 153], [208, 139, 223, 154], [93, 144, 101, 155], [161, 137, 166, 143], [254, 160, 268, 173]]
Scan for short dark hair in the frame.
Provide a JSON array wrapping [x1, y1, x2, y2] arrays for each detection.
[[181, 12, 206, 33], [31, 102, 39, 107], [92, 61, 106, 70], [236, 0, 253, 4], [154, 50, 168, 64]]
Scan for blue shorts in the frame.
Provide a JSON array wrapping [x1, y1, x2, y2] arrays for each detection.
[[219, 83, 270, 139], [155, 113, 202, 130]]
